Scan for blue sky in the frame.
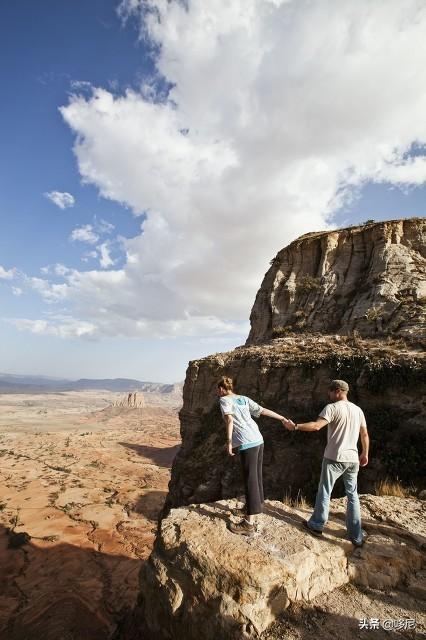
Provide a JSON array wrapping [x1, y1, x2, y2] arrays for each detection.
[[0, 0, 425, 382]]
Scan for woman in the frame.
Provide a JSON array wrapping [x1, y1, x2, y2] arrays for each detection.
[[217, 376, 288, 536]]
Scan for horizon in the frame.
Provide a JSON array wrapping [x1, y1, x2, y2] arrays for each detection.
[[1, 1, 426, 383]]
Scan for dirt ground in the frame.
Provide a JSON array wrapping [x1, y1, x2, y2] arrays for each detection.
[[0, 390, 181, 640]]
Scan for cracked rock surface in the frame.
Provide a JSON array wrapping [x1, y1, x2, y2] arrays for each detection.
[[136, 496, 425, 640]]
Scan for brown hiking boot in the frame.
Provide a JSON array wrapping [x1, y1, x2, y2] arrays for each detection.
[[228, 519, 255, 537]]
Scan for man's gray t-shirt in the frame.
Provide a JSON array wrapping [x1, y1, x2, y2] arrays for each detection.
[[320, 400, 366, 462], [219, 395, 263, 450]]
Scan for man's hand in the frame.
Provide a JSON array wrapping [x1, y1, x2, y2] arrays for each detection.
[[227, 442, 235, 457], [359, 453, 368, 467], [282, 417, 296, 431]]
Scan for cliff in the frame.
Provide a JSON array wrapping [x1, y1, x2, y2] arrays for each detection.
[[125, 217, 426, 639], [164, 218, 425, 510], [247, 217, 425, 343]]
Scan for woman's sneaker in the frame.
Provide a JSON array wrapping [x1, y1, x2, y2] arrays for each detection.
[[229, 519, 255, 537]]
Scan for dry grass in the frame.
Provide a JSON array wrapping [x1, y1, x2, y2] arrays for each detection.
[[282, 490, 311, 510], [375, 478, 411, 498]]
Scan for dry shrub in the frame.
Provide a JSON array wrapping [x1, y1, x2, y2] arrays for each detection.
[[375, 478, 411, 498], [282, 490, 310, 510]]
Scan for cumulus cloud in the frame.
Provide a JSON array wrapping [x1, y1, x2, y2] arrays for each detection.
[[23, 0, 426, 339], [44, 191, 75, 209], [70, 224, 99, 244]]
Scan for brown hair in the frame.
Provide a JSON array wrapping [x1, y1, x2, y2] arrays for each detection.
[[217, 376, 234, 392]]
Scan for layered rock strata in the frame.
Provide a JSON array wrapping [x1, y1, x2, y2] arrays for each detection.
[[247, 217, 425, 343], [168, 334, 424, 508], [137, 496, 425, 639], [130, 218, 426, 640]]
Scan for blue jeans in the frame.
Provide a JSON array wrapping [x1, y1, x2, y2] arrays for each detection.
[[308, 458, 363, 544]]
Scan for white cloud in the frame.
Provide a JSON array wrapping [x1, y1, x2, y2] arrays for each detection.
[[96, 218, 115, 234], [374, 155, 426, 186], [9, 316, 97, 339], [44, 191, 75, 209], [54, 263, 72, 277], [98, 242, 115, 269], [20, 0, 426, 339], [27, 277, 68, 303], [12, 287, 23, 297], [0, 265, 16, 280], [70, 224, 99, 244]]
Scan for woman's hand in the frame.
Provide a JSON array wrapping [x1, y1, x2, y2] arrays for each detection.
[[227, 442, 235, 456]]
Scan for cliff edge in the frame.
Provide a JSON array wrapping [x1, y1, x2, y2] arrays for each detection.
[[124, 218, 426, 639]]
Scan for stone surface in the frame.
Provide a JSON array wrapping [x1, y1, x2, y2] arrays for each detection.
[[247, 218, 426, 343], [136, 496, 425, 640], [167, 334, 425, 509]]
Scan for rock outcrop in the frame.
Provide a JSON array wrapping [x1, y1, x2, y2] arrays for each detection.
[[127, 218, 426, 640], [137, 495, 425, 639], [165, 219, 425, 509], [247, 218, 425, 343], [167, 334, 425, 509]]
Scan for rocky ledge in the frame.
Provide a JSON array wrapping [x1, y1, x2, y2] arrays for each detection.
[[136, 495, 425, 639]]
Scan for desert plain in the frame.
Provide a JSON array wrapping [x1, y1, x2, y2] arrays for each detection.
[[0, 389, 181, 640]]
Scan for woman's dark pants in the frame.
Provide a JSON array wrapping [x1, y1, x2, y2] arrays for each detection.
[[239, 443, 264, 515]]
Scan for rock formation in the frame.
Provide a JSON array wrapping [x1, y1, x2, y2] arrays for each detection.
[[164, 218, 425, 510], [127, 218, 425, 639], [136, 495, 425, 639], [247, 217, 425, 343]]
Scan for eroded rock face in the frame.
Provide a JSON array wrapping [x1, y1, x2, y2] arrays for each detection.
[[137, 496, 425, 640], [247, 218, 425, 343], [168, 335, 425, 509]]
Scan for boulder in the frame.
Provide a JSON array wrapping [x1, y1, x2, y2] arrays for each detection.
[[137, 495, 425, 639]]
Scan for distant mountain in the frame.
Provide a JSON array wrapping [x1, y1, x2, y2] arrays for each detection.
[[0, 374, 181, 394]]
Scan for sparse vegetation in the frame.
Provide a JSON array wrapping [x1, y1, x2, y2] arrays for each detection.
[[282, 490, 310, 510], [88, 459, 104, 469], [272, 325, 294, 337], [49, 465, 71, 474], [375, 478, 412, 498], [296, 275, 321, 295], [364, 306, 382, 322]]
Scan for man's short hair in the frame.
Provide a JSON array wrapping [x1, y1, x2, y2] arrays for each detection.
[[329, 379, 349, 392]]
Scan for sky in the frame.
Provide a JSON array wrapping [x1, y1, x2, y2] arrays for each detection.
[[0, 0, 425, 383]]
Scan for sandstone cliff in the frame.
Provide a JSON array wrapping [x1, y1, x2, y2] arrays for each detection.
[[165, 218, 425, 510], [247, 218, 425, 343], [127, 218, 426, 640], [167, 334, 424, 510]]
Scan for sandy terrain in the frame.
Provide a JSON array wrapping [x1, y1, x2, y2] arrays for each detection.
[[0, 390, 181, 640]]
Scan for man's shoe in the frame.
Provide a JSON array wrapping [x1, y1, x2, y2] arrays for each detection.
[[229, 519, 255, 537], [303, 520, 323, 537], [351, 539, 364, 547]]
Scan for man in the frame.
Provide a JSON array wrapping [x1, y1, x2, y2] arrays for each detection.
[[283, 379, 369, 546]]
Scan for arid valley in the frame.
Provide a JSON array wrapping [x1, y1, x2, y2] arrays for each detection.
[[0, 389, 181, 640]]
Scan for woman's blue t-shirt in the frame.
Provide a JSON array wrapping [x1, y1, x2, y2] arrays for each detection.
[[219, 395, 264, 450]]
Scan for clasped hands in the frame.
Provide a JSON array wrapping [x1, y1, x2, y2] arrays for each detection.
[[281, 417, 296, 431]]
